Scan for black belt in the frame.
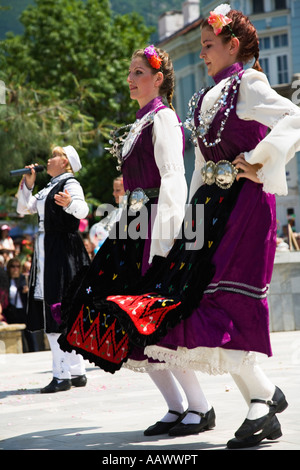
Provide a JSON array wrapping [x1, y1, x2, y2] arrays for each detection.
[[143, 187, 160, 199]]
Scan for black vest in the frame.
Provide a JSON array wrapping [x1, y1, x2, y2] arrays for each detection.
[[44, 177, 79, 233]]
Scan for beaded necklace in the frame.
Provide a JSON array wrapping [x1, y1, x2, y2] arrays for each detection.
[[106, 106, 163, 171], [184, 72, 241, 148]]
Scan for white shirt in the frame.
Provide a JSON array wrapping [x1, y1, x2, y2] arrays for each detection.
[[16, 172, 89, 224], [189, 68, 300, 199], [16, 172, 89, 299], [9, 280, 23, 308], [149, 108, 187, 262]]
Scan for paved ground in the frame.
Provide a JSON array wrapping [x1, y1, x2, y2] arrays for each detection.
[[1, 330, 300, 456]]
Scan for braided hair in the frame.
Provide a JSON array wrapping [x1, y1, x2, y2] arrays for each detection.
[[132, 47, 176, 111], [202, 9, 263, 72]]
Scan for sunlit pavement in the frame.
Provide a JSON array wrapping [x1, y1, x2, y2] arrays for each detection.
[[1, 330, 300, 452]]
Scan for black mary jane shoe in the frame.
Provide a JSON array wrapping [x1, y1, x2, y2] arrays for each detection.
[[227, 416, 282, 449], [40, 378, 72, 394], [234, 386, 288, 439], [144, 410, 187, 436], [168, 408, 216, 437]]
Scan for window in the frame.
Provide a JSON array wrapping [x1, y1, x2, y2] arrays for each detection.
[[260, 58, 270, 81], [253, 0, 264, 13], [274, 34, 288, 48], [275, 0, 286, 9], [258, 29, 290, 85], [260, 37, 271, 50], [277, 55, 288, 84]]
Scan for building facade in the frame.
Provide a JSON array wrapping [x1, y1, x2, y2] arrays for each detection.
[[158, 0, 300, 235]]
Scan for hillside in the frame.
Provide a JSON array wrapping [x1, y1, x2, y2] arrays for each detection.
[[0, 0, 183, 40]]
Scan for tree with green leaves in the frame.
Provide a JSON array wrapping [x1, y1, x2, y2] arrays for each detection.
[[0, 0, 154, 213]]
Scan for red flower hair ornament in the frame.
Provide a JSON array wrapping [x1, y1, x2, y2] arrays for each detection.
[[144, 45, 162, 70], [208, 3, 233, 36]]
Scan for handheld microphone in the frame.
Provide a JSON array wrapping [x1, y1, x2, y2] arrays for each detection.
[[9, 165, 45, 177]]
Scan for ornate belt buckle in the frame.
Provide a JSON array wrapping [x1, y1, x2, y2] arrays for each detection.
[[201, 161, 216, 185], [128, 188, 149, 213], [215, 160, 238, 189], [122, 190, 130, 208], [201, 160, 238, 189]]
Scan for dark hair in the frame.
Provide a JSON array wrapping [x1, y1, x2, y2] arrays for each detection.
[[7, 257, 21, 271], [132, 48, 176, 110], [202, 9, 263, 72]]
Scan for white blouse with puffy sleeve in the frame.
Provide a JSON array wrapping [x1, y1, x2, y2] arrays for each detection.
[[150, 108, 187, 263], [189, 68, 300, 199]]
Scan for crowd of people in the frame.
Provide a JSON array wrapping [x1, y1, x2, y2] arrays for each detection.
[[0, 225, 39, 351], [1, 3, 300, 449]]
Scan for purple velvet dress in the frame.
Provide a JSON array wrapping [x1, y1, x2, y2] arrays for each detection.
[[122, 97, 172, 276], [152, 63, 277, 359], [58, 97, 186, 372]]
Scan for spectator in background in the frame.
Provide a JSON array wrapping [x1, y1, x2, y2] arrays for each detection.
[[0, 225, 15, 260], [21, 258, 32, 283], [0, 265, 9, 324], [112, 175, 125, 205], [3, 257, 39, 352]]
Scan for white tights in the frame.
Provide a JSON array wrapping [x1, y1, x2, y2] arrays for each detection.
[[231, 362, 275, 420], [149, 362, 275, 424], [148, 369, 210, 424]]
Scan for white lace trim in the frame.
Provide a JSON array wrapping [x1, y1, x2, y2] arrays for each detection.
[[124, 346, 259, 375], [124, 359, 170, 373], [269, 109, 298, 130], [160, 162, 185, 176], [256, 167, 287, 195]]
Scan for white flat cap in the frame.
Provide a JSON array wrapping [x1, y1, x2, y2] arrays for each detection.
[[62, 145, 82, 173]]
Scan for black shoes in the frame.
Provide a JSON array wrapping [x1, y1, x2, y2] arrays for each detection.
[[234, 386, 288, 439], [71, 375, 87, 387], [227, 416, 282, 449], [144, 408, 216, 437], [144, 410, 187, 436], [144, 386, 287, 447], [169, 408, 216, 436], [40, 378, 71, 393], [226, 386, 288, 449], [40, 375, 87, 393]]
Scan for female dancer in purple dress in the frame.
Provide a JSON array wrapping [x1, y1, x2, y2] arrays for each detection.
[[60, 6, 300, 448], [59, 46, 212, 433], [137, 6, 299, 448]]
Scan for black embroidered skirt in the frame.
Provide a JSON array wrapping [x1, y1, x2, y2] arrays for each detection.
[[58, 180, 244, 373]]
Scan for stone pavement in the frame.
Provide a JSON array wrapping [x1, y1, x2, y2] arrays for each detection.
[[0, 330, 300, 454]]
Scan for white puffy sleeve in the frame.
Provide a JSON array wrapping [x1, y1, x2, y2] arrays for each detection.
[[63, 178, 89, 220], [149, 108, 187, 263], [16, 178, 38, 215], [237, 69, 300, 195], [189, 145, 206, 202]]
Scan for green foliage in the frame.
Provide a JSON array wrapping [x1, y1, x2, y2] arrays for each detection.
[[0, 0, 154, 212], [0, 0, 183, 41]]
